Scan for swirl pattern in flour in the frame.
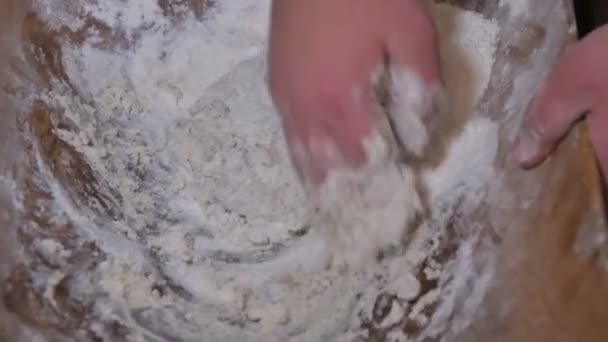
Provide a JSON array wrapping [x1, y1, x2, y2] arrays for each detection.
[[12, 0, 500, 340]]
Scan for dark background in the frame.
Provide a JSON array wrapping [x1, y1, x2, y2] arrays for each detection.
[[574, 0, 608, 37]]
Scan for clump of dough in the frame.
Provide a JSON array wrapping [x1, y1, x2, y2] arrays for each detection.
[[306, 66, 433, 270]]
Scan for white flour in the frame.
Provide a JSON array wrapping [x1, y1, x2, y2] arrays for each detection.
[[26, 1, 499, 340], [308, 128, 424, 270]]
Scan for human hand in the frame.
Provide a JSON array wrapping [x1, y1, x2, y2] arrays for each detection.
[[513, 25, 608, 178], [267, 0, 442, 184]]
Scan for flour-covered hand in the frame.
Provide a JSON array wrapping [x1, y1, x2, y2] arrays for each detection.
[[267, 0, 442, 184], [513, 25, 608, 178]]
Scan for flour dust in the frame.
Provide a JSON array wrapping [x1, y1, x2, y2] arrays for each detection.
[[21, 0, 499, 340]]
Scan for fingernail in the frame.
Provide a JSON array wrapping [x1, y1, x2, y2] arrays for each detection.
[[512, 127, 541, 165]]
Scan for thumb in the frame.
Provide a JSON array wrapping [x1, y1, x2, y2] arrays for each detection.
[[512, 40, 595, 168], [385, 12, 443, 95], [383, 7, 444, 155]]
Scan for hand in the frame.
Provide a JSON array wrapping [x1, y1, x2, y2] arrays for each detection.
[[267, 0, 442, 184], [513, 25, 608, 178]]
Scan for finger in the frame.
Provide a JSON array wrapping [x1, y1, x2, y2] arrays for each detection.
[[512, 37, 598, 167], [304, 82, 374, 170], [285, 119, 353, 186], [384, 65, 432, 155], [382, 5, 444, 154], [384, 6, 443, 94], [327, 84, 374, 168]]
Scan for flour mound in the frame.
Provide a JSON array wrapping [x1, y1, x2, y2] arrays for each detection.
[[310, 132, 423, 269], [387, 66, 438, 156], [307, 67, 435, 269], [16, 0, 501, 340]]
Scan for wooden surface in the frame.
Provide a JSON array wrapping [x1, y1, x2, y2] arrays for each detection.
[[447, 0, 608, 341]]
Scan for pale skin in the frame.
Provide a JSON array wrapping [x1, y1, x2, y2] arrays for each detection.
[[513, 25, 608, 179], [267, 0, 442, 184], [268, 0, 608, 185]]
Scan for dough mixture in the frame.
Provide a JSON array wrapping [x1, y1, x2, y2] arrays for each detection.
[[13, 0, 501, 340]]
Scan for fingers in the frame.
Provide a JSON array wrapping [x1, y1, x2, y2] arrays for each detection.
[[269, 0, 444, 186], [286, 129, 343, 185], [282, 101, 371, 185], [384, 3, 443, 93], [512, 39, 597, 168]]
